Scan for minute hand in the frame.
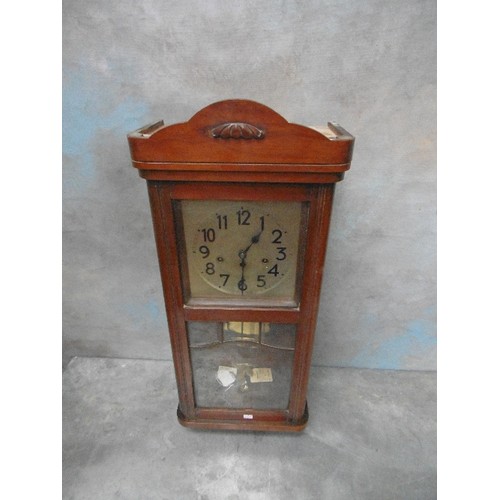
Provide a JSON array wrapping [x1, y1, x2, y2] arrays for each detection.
[[237, 230, 263, 294]]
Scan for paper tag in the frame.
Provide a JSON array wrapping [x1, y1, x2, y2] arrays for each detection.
[[217, 366, 237, 387], [250, 367, 273, 383]]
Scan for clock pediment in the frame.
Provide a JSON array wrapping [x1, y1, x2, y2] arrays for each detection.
[[127, 99, 354, 168]]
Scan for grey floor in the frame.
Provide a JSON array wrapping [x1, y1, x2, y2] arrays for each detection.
[[63, 357, 436, 500]]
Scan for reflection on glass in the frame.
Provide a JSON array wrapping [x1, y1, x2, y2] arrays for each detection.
[[187, 321, 296, 410]]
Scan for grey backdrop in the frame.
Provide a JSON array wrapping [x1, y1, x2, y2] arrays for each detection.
[[62, 0, 436, 371]]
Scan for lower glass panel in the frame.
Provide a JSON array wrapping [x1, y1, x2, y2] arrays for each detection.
[[188, 321, 296, 410]]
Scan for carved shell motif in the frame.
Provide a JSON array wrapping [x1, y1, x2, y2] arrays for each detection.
[[210, 122, 265, 140]]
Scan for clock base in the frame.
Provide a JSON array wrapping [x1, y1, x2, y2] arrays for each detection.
[[176, 404, 309, 432]]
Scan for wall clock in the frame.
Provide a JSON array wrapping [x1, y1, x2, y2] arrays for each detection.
[[127, 99, 354, 431]]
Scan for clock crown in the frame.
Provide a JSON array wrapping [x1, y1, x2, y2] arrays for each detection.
[[127, 99, 354, 178]]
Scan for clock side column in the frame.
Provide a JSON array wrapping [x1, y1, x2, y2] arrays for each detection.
[[146, 181, 196, 419], [289, 183, 336, 422]]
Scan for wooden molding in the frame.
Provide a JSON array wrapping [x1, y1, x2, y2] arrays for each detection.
[[127, 99, 354, 166]]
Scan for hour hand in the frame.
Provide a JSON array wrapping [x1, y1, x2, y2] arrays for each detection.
[[242, 230, 263, 255], [250, 232, 262, 245]]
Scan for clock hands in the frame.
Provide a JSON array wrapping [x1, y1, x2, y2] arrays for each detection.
[[242, 230, 263, 256], [238, 230, 263, 294]]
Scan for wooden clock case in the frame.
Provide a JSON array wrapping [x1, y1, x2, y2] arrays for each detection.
[[127, 99, 354, 431]]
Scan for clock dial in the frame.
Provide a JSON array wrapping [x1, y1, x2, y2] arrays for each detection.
[[180, 200, 304, 302], [193, 207, 289, 295]]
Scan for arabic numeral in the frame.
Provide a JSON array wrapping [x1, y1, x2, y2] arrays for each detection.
[[237, 208, 251, 225], [276, 247, 287, 260], [257, 275, 266, 288], [217, 214, 228, 230], [271, 229, 283, 244], [199, 245, 210, 258], [267, 264, 279, 277], [201, 228, 216, 242]]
